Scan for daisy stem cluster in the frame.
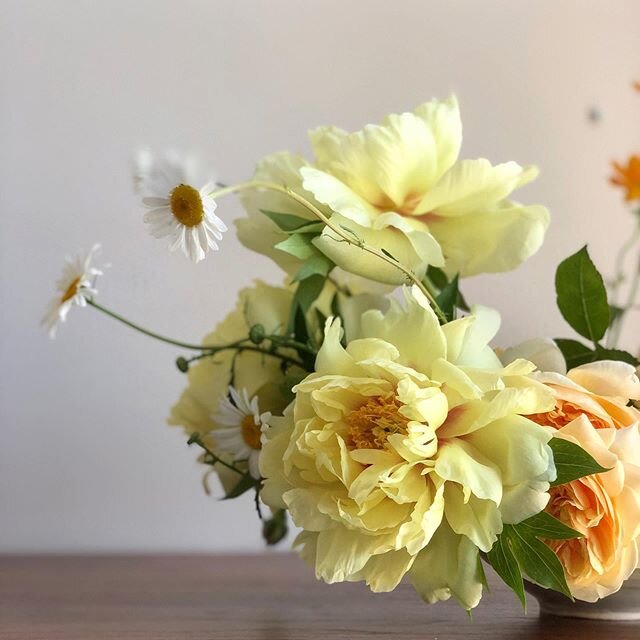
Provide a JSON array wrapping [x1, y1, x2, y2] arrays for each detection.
[[86, 299, 309, 368], [208, 181, 448, 323]]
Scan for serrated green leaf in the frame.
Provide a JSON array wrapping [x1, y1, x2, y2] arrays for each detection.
[[435, 274, 459, 322], [274, 233, 317, 260], [223, 473, 257, 500], [549, 437, 609, 486], [554, 338, 597, 369], [293, 253, 334, 282], [517, 511, 582, 540], [505, 525, 572, 599], [487, 534, 526, 609], [260, 210, 317, 232], [555, 246, 610, 343]]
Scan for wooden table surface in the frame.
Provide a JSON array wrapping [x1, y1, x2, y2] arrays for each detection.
[[1, 554, 638, 639]]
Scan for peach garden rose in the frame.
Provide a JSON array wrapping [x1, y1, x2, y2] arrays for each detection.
[[527, 361, 640, 601]]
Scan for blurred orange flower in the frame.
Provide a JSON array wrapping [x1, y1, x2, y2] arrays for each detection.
[[610, 155, 640, 201]]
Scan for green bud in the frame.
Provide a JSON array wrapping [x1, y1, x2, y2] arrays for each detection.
[[249, 324, 266, 345], [262, 509, 288, 546], [176, 357, 189, 372]]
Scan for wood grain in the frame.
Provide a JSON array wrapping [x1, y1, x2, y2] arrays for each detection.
[[0, 554, 638, 639]]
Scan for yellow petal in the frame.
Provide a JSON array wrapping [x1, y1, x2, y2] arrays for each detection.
[[410, 521, 484, 610]]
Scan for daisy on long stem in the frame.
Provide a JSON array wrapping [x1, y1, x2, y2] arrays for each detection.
[[213, 386, 271, 480], [134, 150, 227, 262], [42, 244, 104, 338]]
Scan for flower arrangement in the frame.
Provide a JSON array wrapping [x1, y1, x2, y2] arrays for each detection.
[[45, 96, 640, 613]]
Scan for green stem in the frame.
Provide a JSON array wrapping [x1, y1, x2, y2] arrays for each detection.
[[88, 299, 308, 367], [183, 345, 306, 369], [267, 334, 317, 355], [209, 181, 448, 323], [87, 299, 219, 351], [607, 219, 640, 348], [187, 433, 249, 477]]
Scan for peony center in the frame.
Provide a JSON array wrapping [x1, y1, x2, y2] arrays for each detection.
[[170, 184, 205, 227], [61, 277, 81, 303], [241, 415, 262, 450], [346, 394, 409, 450]]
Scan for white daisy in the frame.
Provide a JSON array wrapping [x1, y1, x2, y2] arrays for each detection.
[[42, 244, 103, 338], [134, 149, 227, 262], [212, 386, 271, 480]]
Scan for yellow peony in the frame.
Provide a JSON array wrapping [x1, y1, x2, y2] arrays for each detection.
[[236, 97, 549, 285], [260, 287, 556, 609]]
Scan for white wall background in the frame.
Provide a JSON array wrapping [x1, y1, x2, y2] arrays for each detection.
[[1, 0, 639, 552]]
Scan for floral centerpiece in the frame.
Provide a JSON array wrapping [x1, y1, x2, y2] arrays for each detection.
[[45, 96, 640, 616]]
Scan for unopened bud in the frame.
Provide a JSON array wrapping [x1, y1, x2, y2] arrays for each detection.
[[262, 509, 288, 546], [176, 357, 189, 372], [249, 324, 265, 345]]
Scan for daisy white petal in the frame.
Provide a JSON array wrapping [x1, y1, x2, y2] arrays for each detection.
[[210, 386, 271, 480], [42, 244, 105, 338], [134, 150, 226, 262]]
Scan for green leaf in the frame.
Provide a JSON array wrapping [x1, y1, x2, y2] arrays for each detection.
[[554, 338, 597, 369], [426, 265, 449, 289], [426, 267, 469, 312], [594, 347, 640, 366], [549, 437, 609, 486], [261, 210, 319, 232], [517, 511, 582, 540], [223, 473, 257, 500], [380, 247, 398, 261], [435, 274, 459, 322], [554, 339, 640, 369], [555, 246, 610, 342], [504, 525, 572, 599], [262, 509, 288, 546], [487, 535, 526, 609], [274, 233, 317, 260], [293, 274, 326, 313], [293, 253, 334, 282]]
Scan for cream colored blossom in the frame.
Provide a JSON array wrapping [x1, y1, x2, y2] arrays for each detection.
[[260, 287, 556, 609], [526, 361, 640, 601], [236, 97, 549, 285]]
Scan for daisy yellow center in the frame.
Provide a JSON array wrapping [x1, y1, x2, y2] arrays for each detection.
[[241, 415, 262, 450], [346, 394, 409, 450], [61, 277, 81, 303], [170, 184, 205, 227]]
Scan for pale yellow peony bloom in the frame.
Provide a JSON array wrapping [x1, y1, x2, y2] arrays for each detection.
[[260, 287, 556, 609], [236, 97, 549, 285], [526, 361, 640, 601]]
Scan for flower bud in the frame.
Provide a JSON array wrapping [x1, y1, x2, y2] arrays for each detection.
[[262, 509, 287, 546], [249, 324, 265, 345]]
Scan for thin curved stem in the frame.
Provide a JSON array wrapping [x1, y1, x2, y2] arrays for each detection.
[[87, 299, 224, 350], [209, 181, 448, 323], [182, 345, 307, 369], [87, 299, 307, 367]]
